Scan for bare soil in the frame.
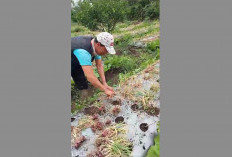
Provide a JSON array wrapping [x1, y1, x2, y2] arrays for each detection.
[[145, 107, 160, 117], [84, 106, 99, 115], [71, 118, 75, 122], [111, 100, 121, 106], [140, 123, 149, 132], [141, 34, 160, 42], [131, 104, 139, 111], [105, 68, 120, 85], [128, 47, 140, 57], [115, 116, 124, 123]]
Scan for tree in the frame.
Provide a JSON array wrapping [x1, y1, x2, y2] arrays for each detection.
[[72, 0, 128, 32], [144, 0, 160, 20], [126, 0, 159, 21]]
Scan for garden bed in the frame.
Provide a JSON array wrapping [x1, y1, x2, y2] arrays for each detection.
[[71, 61, 160, 157]]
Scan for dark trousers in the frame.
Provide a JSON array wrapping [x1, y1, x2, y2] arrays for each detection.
[[71, 56, 88, 90]]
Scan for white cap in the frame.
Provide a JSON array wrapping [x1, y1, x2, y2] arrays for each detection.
[[96, 32, 116, 55]]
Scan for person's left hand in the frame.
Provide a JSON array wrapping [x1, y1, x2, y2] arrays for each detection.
[[103, 83, 114, 92]]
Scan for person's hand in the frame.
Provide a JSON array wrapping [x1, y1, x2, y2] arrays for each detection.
[[104, 89, 115, 98], [103, 83, 114, 92]]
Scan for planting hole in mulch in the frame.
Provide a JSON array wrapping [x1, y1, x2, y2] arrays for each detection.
[[131, 104, 139, 111], [154, 107, 160, 116], [84, 106, 99, 115], [71, 118, 75, 122], [145, 107, 160, 117], [112, 100, 121, 106], [140, 123, 149, 132], [143, 145, 146, 150], [115, 116, 124, 123]]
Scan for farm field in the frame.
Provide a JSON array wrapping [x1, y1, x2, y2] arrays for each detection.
[[71, 20, 160, 157]]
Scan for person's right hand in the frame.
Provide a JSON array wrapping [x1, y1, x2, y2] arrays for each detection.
[[104, 89, 115, 98]]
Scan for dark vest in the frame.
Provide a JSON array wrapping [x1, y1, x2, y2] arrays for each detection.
[[71, 36, 95, 66]]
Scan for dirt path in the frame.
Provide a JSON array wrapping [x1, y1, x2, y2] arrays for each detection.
[[140, 34, 160, 42]]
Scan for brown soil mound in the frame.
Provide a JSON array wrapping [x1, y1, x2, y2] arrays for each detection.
[[112, 100, 121, 106], [146, 107, 160, 117], [84, 106, 99, 115]]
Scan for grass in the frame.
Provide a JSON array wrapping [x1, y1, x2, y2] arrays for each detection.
[[103, 55, 137, 72], [71, 20, 159, 40], [71, 23, 89, 33], [117, 52, 156, 84], [112, 20, 158, 35], [116, 21, 133, 29], [147, 39, 160, 51]]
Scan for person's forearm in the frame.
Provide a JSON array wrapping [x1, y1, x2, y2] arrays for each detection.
[[97, 64, 107, 84], [86, 75, 106, 91]]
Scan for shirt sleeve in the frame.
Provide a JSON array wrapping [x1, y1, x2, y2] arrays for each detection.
[[94, 55, 102, 60], [73, 49, 92, 66]]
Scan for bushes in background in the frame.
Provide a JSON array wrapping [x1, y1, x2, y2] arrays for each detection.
[[127, 0, 159, 21], [72, 0, 128, 32], [71, 0, 159, 31]]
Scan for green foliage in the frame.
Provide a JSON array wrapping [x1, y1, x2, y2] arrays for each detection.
[[146, 39, 160, 60], [132, 22, 150, 30], [155, 48, 160, 60], [140, 53, 156, 68], [71, 24, 89, 33], [117, 21, 133, 29], [71, 79, 75, 86], [126, 0, 159, 21], [127, 0, 147, 21], [117, 52, 156, 84], [72, 0, 98, 30], [146, 141, 159, 157], [112, 21, 134, 34], [71, 9, 77, 23], [115, 34, 133, 48], [71, 79, 78, 102], [72, 0, 128, 32], [71, 0, 159, 24], [115, 22, 158, 43], [104, 55, 137, 72], [145, 1, 160, 20], [147, 39, 160, 51], [146, 122, 160, 157]]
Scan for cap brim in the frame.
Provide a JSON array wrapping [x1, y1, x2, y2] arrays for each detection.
[[105, 46, 116, 55]]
